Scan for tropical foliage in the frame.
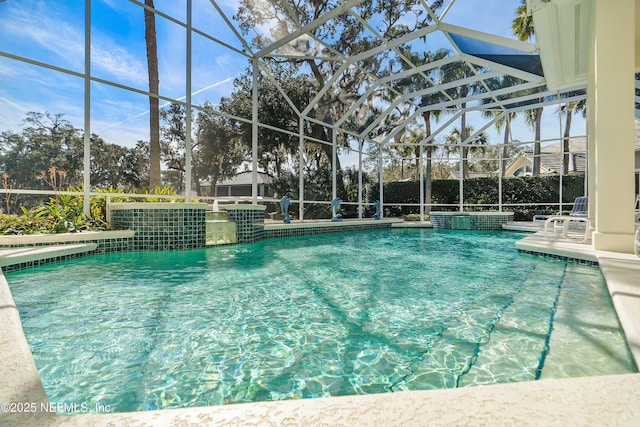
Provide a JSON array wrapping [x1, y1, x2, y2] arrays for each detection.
[[0, 195, 104, 235], [376, 175, 585, 220], [512, 0, 544, 176], [0, 186, 182, 235]]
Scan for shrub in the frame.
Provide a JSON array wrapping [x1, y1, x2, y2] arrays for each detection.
[[373, 175, 585, 220], [0, 186, 183, 235], [0, 212, 50, 235]]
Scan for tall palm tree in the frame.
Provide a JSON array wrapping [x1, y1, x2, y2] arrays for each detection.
[[484, 110, 517, 176], [421, 105, 442, 213], [440, 60, 483, 179], [511, 0, 533, 43], [525, 103, 543, 176], [396, 126, 426, 180], [395, 48, 449, 213], [418, 52, 448, 214], [558, 99, 587, 174], [144, 0, 161, 190], [482, 75, 521, 175], [511, 0, 543, 176], [444, 126, 488, 178]]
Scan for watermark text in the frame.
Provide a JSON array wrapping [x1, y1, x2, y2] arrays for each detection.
[[0, 401, 112, 414]]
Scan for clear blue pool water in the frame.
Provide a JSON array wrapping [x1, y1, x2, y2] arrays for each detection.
[[6, 229, 636, 413]]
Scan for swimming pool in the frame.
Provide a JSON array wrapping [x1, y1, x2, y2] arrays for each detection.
[[6, 229, 636, 413]]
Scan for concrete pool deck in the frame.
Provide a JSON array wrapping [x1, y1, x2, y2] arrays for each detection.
[[516, 231, 640, 365], [1, 226, 639, 426]]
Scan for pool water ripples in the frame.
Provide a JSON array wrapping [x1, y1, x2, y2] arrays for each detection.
[[6, 229, 636, 413]]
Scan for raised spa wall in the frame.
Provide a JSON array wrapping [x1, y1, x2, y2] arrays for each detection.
[[108, 202, 207, 250], [220, 204, 266, 244], [429, 211, 514, 230], [109, 202, 401, 249], [107, 202, 245, 248]]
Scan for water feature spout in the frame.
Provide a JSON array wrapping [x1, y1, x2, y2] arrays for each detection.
[[280, 196, 292, 224], [331, 198, 343, 222]]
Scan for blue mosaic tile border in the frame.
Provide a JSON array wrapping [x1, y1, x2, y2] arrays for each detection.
[[224, 208, 265, 244], [2, 252, 90, 273], [430, 214, 449, 229], [111, 208, 206, 250], [517, 248, 599, 266], [263, 222, 393, 240], [0, 238, 132, 254], [430, 212, 513, 230], [472, 214, 513, 230]]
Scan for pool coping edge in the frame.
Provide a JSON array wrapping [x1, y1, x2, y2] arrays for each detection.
[[1, 230, 639, 426]]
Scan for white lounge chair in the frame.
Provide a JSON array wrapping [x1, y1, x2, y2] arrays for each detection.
[[544, 196, 591, 242]]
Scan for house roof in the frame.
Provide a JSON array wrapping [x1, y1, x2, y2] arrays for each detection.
[[539, 137, 586, 153], [537, 152, 586, 174], [505, 137, 587, 175], [507, 124, 640, 175], [203, 171, 273, 187], [447, 171, 494, 179], [538, 137, 587, 173]]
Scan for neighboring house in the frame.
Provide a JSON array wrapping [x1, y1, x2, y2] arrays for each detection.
[[506, 121, 640, 177], [200, 171, 273, 197], [446, 171, 495, 179], [504, 138, 587, 177]]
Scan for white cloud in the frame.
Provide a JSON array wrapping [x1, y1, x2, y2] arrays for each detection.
[[93, 119, 148, 148], [91, 38, 147, 87], [1, 0, 147, 86], [94, 76, 236, 143], [1, 1, 85, 71], [0, 61, 20, 79], [191, 77, 234, 97], [100, 0, 121, 12], [0, 96, 31, 131]]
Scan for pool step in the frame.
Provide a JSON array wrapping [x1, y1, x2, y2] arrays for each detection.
[[0, 243, 97, 270], [456, 263, 566, 387], [539, 264, 636, 378]]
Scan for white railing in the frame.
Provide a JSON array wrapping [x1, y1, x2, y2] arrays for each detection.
[[0, 188, 575, 222]]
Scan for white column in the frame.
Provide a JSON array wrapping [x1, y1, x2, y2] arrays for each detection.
[[498, 141, 503, 212], [458, 153, 464, 212], [587, 72, 595, 222], [557, 103, 564, 213], [185, 0, 193, 201], [358, 140, 363, 219], [251, 58, 259, 205], [419, 140, 424, 222], [332, 128, 337, 200], [590, 0, 636, 252], [83, 0, 91, 217], [378, 143, 383, 219], [299, 118, 305, 221]]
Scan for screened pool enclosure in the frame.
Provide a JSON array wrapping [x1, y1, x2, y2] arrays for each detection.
[[0, 0, 637, 252]]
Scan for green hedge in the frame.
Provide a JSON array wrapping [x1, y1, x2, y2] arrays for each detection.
[[373, 175, 585, 220]]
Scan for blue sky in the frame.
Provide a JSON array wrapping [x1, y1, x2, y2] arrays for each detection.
[[0, 0, 247, 144], [0, 0, 585, 161]]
